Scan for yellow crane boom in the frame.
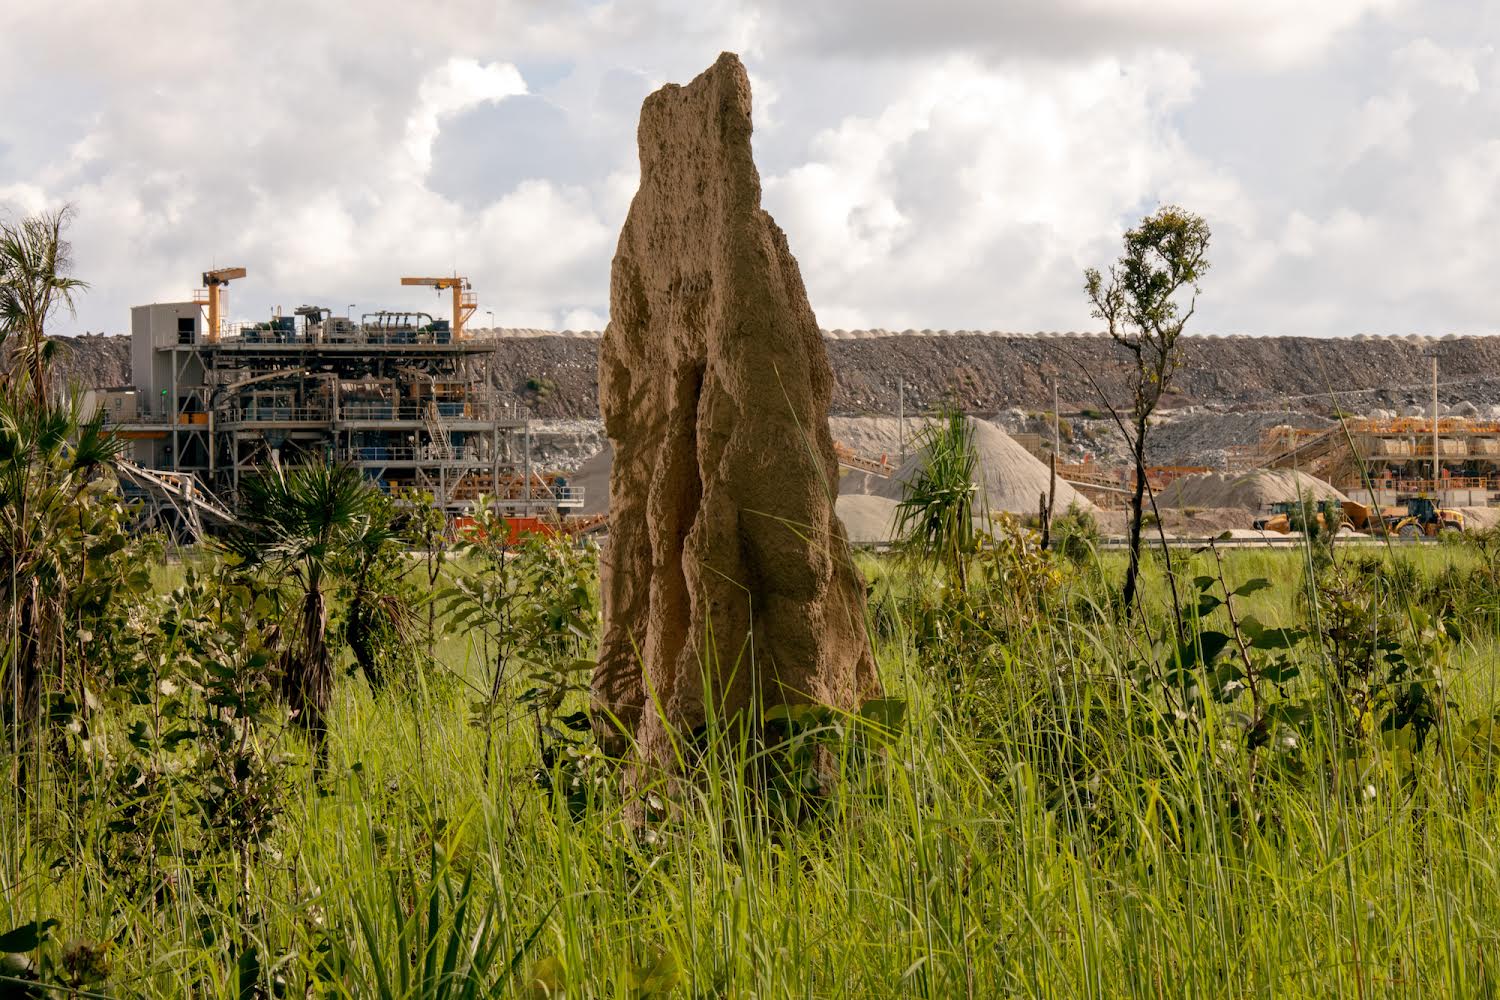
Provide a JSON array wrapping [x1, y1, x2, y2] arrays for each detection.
[[199, 267, 246, 343], [400, 276, 477, 340]]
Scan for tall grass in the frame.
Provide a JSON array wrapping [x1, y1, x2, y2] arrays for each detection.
[[4, 541, 1500, 997]]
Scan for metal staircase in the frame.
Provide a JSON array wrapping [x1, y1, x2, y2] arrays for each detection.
[[424, 400, 454, 460]]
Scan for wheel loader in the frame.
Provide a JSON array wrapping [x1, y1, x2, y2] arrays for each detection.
[[1384, 496, 1464, 538]]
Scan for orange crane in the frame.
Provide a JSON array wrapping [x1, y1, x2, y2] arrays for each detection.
[[400, 275, 477, 340], [198, 266, 246, 343]]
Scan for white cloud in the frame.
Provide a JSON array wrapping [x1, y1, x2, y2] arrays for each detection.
[[1344, 91, 1416, 164], [403, 59, 528, 176], [1395, 38, 1483, 93], [753, 0, 1404, 66], [561, 307, 607, 330], [0, 0, 1495, 340], [0, 183, 48, 216], [763, 52, 1247, 329]]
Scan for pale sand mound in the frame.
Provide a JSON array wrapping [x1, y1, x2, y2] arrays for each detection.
[[1461, 507, 1500, 530], [571, 442, 612, 515], [829, 416, 932, 465], [836, 494, 901, 545], [1095, 506, 1260, 537], [860, 416, 1093, 514], [1158, 469, 1348, 510]]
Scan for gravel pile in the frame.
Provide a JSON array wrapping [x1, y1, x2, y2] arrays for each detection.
[[1158, 469, 1348, 510], [529, 419, 606, 471], [65, 331, 1500, 423], [1146, 409, 1335, 468], [1461, 507, 1500, 530], [836, 495, 901, 545], [850, 417, 1093, 514], [1095, 506, 1261, 536], [570, 442, 612, 515]]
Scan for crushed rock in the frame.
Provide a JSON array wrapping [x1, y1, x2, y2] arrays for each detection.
[[849, 416, 1093, 514], [1158, 469, 1348, 510]]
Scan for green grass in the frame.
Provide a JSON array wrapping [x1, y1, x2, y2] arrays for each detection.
[[5, 542, 1500, 997]]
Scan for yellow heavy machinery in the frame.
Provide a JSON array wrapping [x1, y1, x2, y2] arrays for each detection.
[[1254, 499, 1386, 535], [401, 276, 477, 340], [1385, 496, 1464, 538], [197, 266, 246, 343]]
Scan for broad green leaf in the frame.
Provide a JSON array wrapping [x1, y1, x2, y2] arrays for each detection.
[[0, 918, 58, 953]]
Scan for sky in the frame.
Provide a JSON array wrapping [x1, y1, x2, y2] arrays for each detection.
[[1, 0, 1496, 337]]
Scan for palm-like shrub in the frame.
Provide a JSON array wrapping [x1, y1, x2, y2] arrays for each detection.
[[340, 492, 424, 688], [893, 409, 979, 591], [0, 379, 128, 767], [0, 207, 87, 408], [225, 463, 380, 743]]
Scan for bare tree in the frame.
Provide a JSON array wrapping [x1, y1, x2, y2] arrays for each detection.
[[0, 206, 87, 407], [1084, 206, 1211, 615]]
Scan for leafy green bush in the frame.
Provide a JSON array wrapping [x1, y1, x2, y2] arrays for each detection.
[[1050, 503, 1101, 563]]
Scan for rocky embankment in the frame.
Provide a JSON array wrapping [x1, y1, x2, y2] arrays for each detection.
[[64, 330, 1500, 417], [61, 330, 1500, 466], [494, 332, 1500, 419], [52, 333, 131, 390]]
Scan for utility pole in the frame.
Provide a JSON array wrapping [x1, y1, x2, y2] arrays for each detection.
[[1053, 381, 1061, 460], [524, 417, 532, 505], [1432, 353, 1440, 499], [898, 377, 906, 466]]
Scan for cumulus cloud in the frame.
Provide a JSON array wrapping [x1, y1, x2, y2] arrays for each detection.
[[403, 59, 528, 177], [0, 0, 1493, 338], [1394, 37, 1484, 93], [751, 0, 1405, 65], [762, 52, 1248, 329]]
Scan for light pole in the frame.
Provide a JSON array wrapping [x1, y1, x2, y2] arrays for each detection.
[[487, 310, 495, 330], [347, 303, 355, 319], [897, 377, 906, 466], [1424, 343, 1455, 504]]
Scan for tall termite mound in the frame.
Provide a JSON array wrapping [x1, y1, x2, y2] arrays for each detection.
[[593, 52, 880, 765]]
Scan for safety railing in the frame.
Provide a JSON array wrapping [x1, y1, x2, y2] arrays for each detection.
[[222, 406, 332, 423], [1359, 477, 1500, 493], [340, 445, 491, 463], [217, 323, 459, 346], [339, 401, 492, 421]]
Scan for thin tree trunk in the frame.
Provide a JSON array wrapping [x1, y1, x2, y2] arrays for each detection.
[[284, 587, 332, 751], [31, 321, 47, 412], [1041, 453, 1058, 552], [1145, 480, 1185, 638], [1122, 433, 1148, 617]]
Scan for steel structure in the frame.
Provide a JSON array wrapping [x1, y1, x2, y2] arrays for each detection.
[[1226, 417, 1500, 508], [108, 271, 582, 523]]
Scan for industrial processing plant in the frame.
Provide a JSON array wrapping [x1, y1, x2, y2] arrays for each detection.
[[97, 268, 580, 535]]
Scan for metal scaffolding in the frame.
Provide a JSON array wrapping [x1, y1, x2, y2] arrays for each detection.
[[111, 292, 582, 522]]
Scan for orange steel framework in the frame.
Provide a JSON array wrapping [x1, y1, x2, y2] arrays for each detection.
[[401, 276, 478, 340]]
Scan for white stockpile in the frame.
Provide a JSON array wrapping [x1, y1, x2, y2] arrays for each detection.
[[835, 494, 902, 545], [572, 416, 1090, 544], [851, 417, 1092, 515], [570, 442, 613, 516], [1157, 469, 1348, 510]]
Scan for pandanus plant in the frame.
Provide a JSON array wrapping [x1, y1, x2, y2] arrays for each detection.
[[894, 408, 979, 592], [225, 463, 381, 744], [0, 206, 87, 409], [0, 376, 125, 778]]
